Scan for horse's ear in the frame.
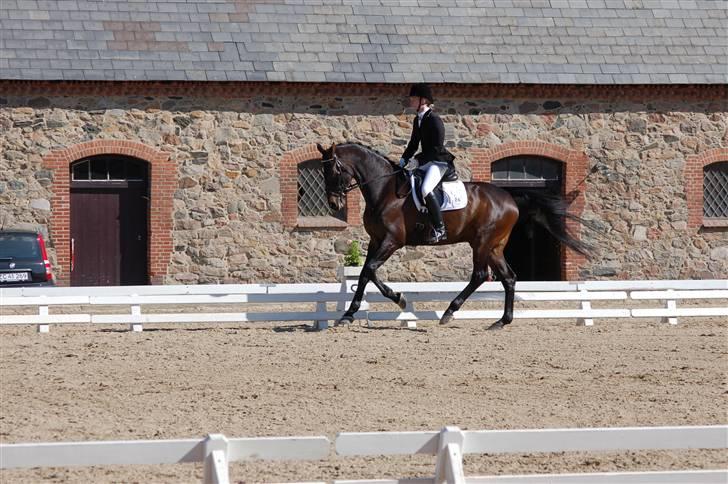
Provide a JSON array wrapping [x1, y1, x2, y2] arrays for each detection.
[[331, 143, 336, 154], [316, 143, 326, 155]]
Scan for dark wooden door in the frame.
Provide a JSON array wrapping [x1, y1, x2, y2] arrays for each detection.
[[502, 188, 561, 281], [491, 156, 563, 281], [71, 183, 148, 286]]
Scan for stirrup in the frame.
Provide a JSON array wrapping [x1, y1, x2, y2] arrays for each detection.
[[427, 228, 447, 243]]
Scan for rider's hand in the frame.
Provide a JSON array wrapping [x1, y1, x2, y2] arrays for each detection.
[[399, 158, 406, 167], [403, 159, 418, 171]]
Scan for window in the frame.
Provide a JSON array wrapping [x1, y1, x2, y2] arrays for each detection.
[[492, 155, 561, 188], [704, 161, 728, 220], [297, 159, 345, 224], [71, 156, 147, 182]]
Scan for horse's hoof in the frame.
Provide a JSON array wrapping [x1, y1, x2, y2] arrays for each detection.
[[439, 313, 454, 325], [336, 316, 354, 326], [397, 293, 407, 310], [486, 320, 508, 331]]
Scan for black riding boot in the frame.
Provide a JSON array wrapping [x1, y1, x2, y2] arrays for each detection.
[[424, 192, 447, 243]]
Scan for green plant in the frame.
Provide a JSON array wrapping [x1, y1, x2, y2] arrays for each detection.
[[343, 240, 363, 266]]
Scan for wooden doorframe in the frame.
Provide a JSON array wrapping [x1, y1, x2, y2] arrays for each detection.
[[42, 140, 175, 286]]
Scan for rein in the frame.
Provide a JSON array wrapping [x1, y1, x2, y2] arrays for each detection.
[[321, 154, 403, 195]]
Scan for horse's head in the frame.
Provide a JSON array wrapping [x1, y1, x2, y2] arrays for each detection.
[[317, 143, 354, 212]]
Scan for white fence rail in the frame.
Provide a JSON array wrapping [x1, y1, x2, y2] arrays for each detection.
[[1, 425, 726, 484], [0, 433, 330, 484], [1, 279, 726, 332]]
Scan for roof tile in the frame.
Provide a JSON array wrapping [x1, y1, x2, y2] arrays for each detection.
[[0, 0, 724, 84]]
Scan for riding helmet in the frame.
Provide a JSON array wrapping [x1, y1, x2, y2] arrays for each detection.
[[409, 83, 434, 103]]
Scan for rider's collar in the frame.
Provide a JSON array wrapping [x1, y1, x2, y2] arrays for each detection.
[[417, 106, 431, 121]]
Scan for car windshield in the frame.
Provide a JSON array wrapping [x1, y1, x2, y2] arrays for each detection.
[[0, 234, 40, 259]]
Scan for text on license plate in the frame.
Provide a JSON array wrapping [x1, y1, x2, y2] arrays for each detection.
[[0, 272, 31, 282]]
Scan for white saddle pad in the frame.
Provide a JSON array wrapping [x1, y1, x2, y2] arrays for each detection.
[[410, 178, 468, 212]]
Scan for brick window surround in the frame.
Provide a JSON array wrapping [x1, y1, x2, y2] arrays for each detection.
[[685, 147, 728, 229], [280, 144, 362, 229], [42, 140, 175, 286], [470, 141, 589, 281]]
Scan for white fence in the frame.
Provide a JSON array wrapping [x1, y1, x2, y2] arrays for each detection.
[[1, 425, 726, 483], [0, 279, 725, 332]]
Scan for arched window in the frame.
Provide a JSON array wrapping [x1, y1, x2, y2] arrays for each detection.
[[491, 155, 561, 189], [71, 156, 147, 182], [297, 159, 346, 223], [703, 161, 728, 220]]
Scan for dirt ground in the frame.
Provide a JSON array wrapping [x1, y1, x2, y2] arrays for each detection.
[[0, 306, 726, 483]]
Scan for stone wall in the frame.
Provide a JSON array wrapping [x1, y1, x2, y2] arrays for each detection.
[[1, 86, 726, 284]]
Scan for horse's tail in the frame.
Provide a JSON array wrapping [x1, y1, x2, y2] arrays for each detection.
[[513, 189, 594, 257]]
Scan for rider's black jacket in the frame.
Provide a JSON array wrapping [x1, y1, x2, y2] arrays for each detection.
[[402, 110, 455, 166]]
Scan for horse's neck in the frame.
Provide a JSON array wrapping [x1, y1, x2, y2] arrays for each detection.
[[348, 149, 396, 207]]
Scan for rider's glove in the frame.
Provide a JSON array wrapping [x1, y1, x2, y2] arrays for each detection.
[[399, 158, 406, 167], [403, 159, 418, 171]]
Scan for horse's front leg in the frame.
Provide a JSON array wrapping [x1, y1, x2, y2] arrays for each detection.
[[337, 239, 403, 325]]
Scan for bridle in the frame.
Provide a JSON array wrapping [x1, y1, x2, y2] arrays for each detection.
[[321, 153, 403, 196], [320, 154, 360, 195]]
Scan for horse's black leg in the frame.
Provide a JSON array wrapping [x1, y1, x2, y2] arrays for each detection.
[[368, 269, 407, 310], [337, 239, 402, 325], [439, 245, 490, 325], [486, 244, 516, 331]]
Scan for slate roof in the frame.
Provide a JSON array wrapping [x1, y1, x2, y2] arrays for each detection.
[[0, 0, 726, 84]]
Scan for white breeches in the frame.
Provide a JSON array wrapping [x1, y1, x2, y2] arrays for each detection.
[[420, 161, 449, 197]]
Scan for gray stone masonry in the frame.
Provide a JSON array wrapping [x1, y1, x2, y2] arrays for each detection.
[[0, 93, 726, 283]]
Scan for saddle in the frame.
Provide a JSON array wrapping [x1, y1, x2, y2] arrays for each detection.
[[410, 167, 467, 213]]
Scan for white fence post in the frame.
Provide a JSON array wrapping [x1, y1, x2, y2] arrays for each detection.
[[315, 299, 329, 331], [434, 426, 465, 484], [576, 289, 594, 326], [37, 304, 49, 333], [577, 294, 593, 326], [130, 304, 143, 332], [400, 299, 417, 329], [662, 290, 678, 325], [203, 434, 229, 484]]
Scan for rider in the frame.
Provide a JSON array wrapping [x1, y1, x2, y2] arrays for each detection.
[[399, 83, 455, 244]]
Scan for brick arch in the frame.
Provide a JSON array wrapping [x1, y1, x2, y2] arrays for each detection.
[[280, 144, 361, 228], [469, 141, 590, 281], [684, 147, 728, 229], [42, 140, 175, 285]]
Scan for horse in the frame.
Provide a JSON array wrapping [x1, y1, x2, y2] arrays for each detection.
[[317, 142, 590, 330]]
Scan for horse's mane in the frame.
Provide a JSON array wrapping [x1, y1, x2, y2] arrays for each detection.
[[342, 141, 397, 165]]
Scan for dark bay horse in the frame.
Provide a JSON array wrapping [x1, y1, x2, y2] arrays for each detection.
[[317, 142, 589, 330]]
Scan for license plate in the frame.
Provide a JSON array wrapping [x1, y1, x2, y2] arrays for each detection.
[[0, 272, 31, 282]]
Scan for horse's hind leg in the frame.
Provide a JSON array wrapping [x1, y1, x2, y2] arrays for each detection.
[[486, 243, 516, 331], [338, 239, 403, 325], [440, 244, 491, 325]]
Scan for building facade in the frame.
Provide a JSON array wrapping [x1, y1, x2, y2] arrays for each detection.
[[1, 1, 726, 285]]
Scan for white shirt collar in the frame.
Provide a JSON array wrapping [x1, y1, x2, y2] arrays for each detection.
[[417, 106, 431, 123]]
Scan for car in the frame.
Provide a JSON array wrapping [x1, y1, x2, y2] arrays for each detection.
[[0, 230, 55, 287]]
